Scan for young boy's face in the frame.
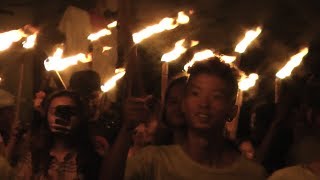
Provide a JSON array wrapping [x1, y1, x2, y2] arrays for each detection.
[[182, 73, 236, 132]]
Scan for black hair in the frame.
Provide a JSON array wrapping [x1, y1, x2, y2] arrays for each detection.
[[32, 90, 100, 179], [69, 70, 101, 97], [162, 73, 188, 127], [187, 57, 239, 101]]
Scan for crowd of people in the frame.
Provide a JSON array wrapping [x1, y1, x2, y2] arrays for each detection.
[[0, 56, 320, 180]]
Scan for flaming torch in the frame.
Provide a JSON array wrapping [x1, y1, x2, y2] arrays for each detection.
[[44, 48, 92, 72], [44, 47, 92, 89], [160, 39, 187, 103], [107, 21, 118, 29], [0, 29, 26, 51], [235, 27, 262, 54], [102, 46, 112, 53], [23, 33, 38, 49], [184, 49, 215, 71], [227, 73, 259, 140], [220, 55, 237, 64], [234, 27, 262, 67], [239, 73, 259, 91], [101, 68, 126, 92], [275, 48, 309, 103], [160, 39, 199, 103], [132, 11, 190, 44], [88, 29, 112, 42]]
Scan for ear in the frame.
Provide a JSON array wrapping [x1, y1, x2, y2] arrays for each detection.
[[227, 105, 238, 122]]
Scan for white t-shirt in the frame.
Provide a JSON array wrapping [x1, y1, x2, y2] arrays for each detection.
[[125, 145, 266, 180], [268, 165, 319, 180]]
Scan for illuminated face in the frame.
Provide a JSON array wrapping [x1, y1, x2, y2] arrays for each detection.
[[166, 83, 185, 128], [182, 74, 235, 132], [47, 96, 79, 133]]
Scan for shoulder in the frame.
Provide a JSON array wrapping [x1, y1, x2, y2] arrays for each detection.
[[236, 157, 267, 178], [268, 165, 308, 180]]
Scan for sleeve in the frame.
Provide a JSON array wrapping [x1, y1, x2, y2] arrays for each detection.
[[14, 152, 33, 180], [267, 172, 285, 180], [124, 146, 157, 180]]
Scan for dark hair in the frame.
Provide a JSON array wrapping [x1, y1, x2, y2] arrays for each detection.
[[155, 74, 188, 145], [32, 90, 100, 179], [162, 74, 188, 127], [69, 70, 101, 97], [187, 57, 239, 101]]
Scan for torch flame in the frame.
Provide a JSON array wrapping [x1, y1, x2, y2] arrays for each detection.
[[184, 49, 215, 71], [44, 48, 92, 71], [235, 27, 262, 53], [176, 11, 190, 24], [161, 39, 187, 62], [23, 33, 38, 49], [0, 29, 26, 51], [102, 46, 112, 53], [133, 11, 190, 44], [220, 55, 237, 64], [88, 29, 112, 41], [276, 48, 309, 79], [101, 69, 126, 92], [191, 40, 199, 47], [107, 21, 118, 29], [239, 73, 259, 91]]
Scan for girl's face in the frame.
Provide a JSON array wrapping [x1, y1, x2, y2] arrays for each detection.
[[166, 83, 185, 128], [47, 96, 79, 133]]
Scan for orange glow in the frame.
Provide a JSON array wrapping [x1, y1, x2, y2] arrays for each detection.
[[161, 39, 187, 62], [239, 73, 259, 91], [44, 47, 92, 71], [102, 46, 112, 53], [184, 49, 215, 71], [23, 33, 38, 49], [107, 21, 118, 29], [101, 68, 126, 92], [88, 29, 112, 41], [133, 11, 190, 44], [235, 27, 262, 53], [276, 48, 309, 79], [220, 55, 237, 64], [0, 29, 26, 51]]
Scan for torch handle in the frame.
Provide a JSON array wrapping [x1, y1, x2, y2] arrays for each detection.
[[161, 62, 169, 105], [275, 78, 281, 104]]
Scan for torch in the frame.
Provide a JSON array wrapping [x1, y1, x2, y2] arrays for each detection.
[[275, 48, 309, 103]]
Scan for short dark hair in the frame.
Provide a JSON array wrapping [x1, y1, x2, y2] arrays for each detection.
[[187, 57, 239, 100], [69, 70, 101, 97]]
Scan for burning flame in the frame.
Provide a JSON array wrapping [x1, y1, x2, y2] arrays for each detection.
[[235, 27, 262, 53], [102, 46, 112, 53], [0, 29, 26, 51], [88, 29, 112, 41], [239, 73, 259, 91], [191, 40, 199, 47], [184, 50, 215, 71], [23, 33, 38, 49], [101, 68, 126, 92], [44, 48, 92, 71], [107, 21, 118, 29], [220, 55, 237, 64], [276, 48, 309, 79], [133, 11, 190, 44], [161, 39, 187, 62], [176, 11, 190, 24]]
